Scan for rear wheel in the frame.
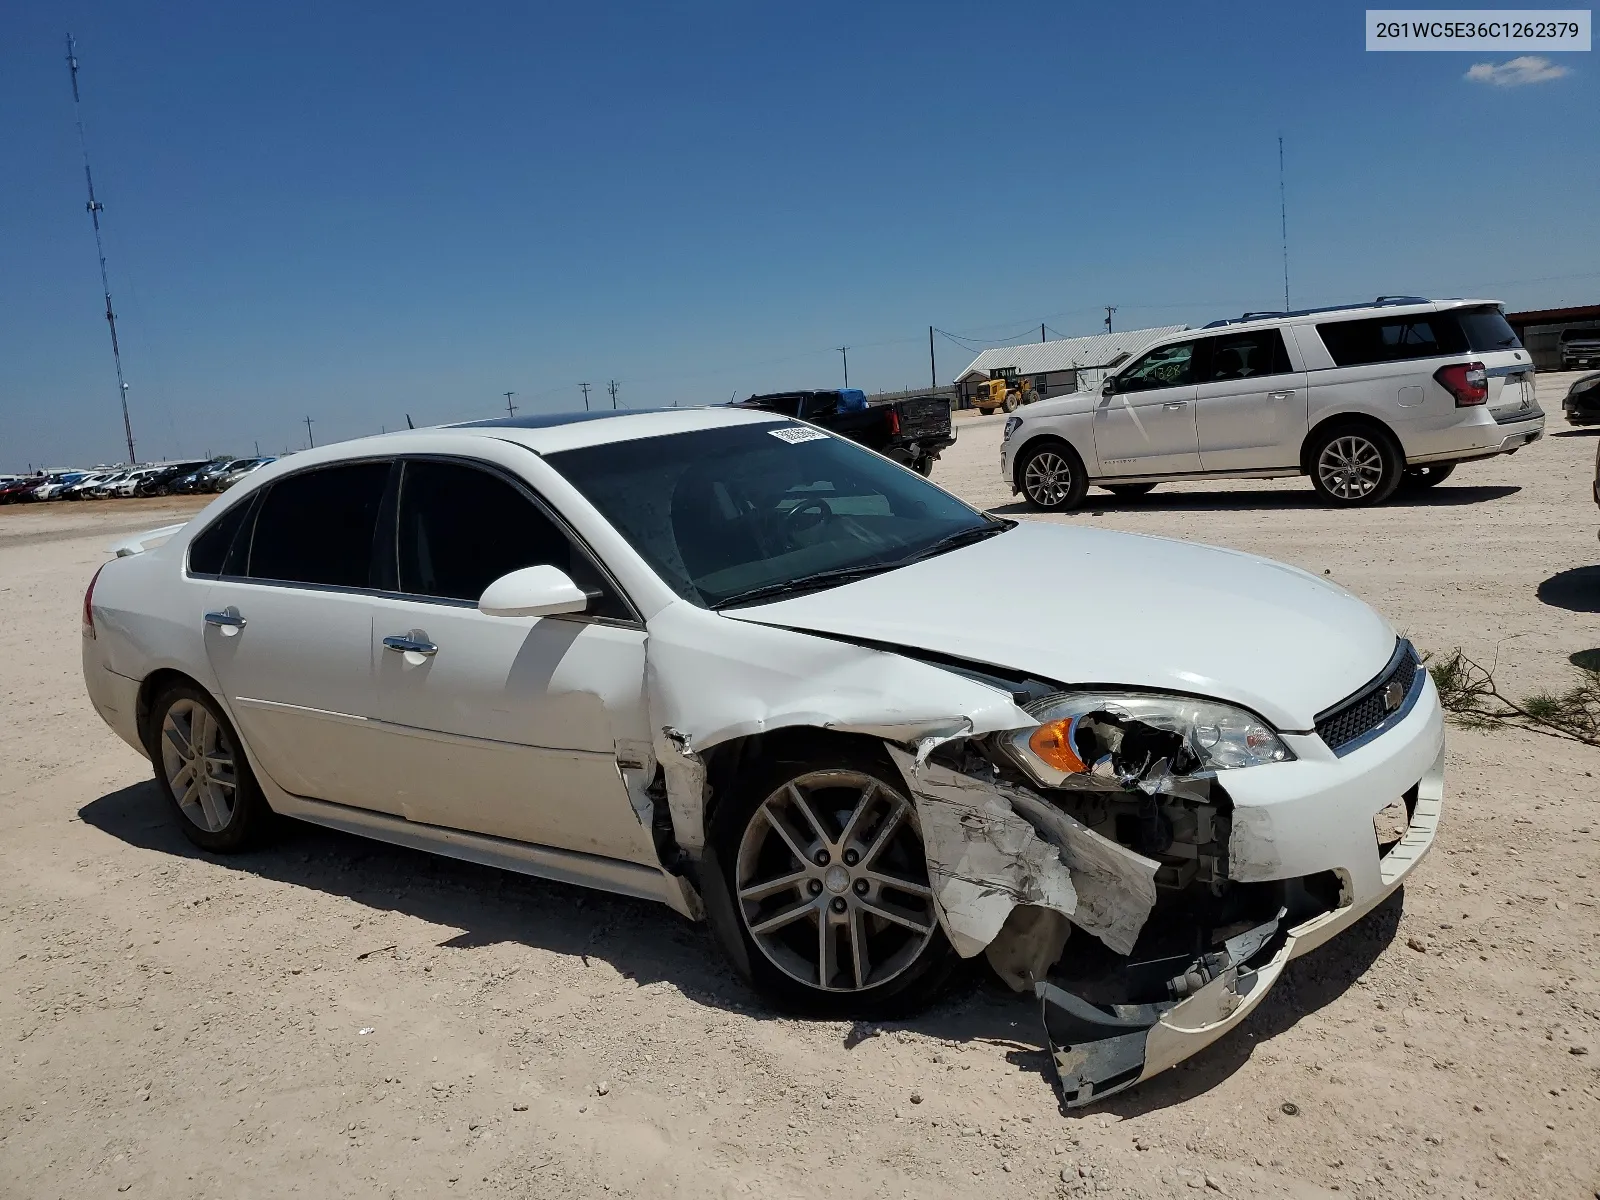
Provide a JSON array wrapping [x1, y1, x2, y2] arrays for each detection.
[[1103, 482, 1157, 498], [1400, 462, 1455, 490], [708, 747, 955, 1016], [913, 455, 935, 477], [1018, 441, 1089, 512], [1308, 424, 1403, 507], [145, 682, 272, 852]]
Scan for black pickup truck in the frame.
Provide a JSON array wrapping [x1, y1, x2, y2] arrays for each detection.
[[733, 388, 955, 476]]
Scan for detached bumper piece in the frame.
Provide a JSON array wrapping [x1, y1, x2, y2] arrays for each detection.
[[1036, 909, 1285, 1108]]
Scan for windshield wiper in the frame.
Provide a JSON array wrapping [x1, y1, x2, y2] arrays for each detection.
[[709, 563, 899, 610], [894, 518, 1014, 565]]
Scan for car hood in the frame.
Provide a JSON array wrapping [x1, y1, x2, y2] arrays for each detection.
[[724, 521, 1396, 730]]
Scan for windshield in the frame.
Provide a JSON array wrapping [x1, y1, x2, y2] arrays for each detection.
[[1562, 327, 1600, 342], [1455, 306, 1522, 351], [545, 422, 1001, 608]]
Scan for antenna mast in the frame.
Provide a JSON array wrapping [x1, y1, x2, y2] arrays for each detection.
[[1278, 135, 1290, 312], [66, 35, 137, 464]]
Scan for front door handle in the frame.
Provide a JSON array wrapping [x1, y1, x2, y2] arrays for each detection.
[[204, 609, 246, 629], [383, 634, 438, 657], [1161, 401, 1189, 410], [1268, 390, 1296, 400]]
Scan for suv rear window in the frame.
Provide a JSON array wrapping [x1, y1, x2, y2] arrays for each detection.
[[1455, 306, 1522, 352], [1316, 314, 1470, 367]]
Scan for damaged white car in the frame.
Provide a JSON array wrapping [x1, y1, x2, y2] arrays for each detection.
[[82, 406, 1444, 1105]]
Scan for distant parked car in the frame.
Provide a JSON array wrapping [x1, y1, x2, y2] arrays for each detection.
[[1561, 327, 1600, 371], [84, 471, 133, 500], [734, 390, 955, 476], [113, 467, 165, 498], [0, 476, 43, 504], [175, 459, 247, 494], [1002, 297, 1542, 510], [214, 457, 276, 491], [135, 461, 208, 497], [1564, 372, 1600, 427], [30, 472, 89, 501], [63, 471, 120, 500]]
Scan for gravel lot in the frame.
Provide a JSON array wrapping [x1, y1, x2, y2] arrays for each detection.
[[4, 381, 1598, 1199]]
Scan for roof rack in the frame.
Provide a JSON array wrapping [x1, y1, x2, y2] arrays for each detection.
[[1202, 296, 1434, 329]]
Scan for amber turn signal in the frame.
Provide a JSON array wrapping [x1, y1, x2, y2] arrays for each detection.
[[1027, 718, 1087, 775]]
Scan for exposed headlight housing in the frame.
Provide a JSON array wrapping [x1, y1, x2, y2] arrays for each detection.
[[1003, 692, 1293, 791], [1002, 415, 1022, 441]]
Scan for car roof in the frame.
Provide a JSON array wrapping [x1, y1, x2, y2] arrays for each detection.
[[1188, 297, 1502, 339], [449, 405, 788, 453]]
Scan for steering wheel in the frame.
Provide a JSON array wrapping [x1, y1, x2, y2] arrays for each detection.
[[782, 496, 835, 538]]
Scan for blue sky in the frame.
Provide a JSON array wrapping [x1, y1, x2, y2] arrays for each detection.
[[2, 1, 1593, 468]]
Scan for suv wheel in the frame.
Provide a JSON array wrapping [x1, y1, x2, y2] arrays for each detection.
[[707, 747, 956, 1016], [145, 682, 272, 852], [1308, 424, 1402, 506], [1018, 441, 1089, 512]]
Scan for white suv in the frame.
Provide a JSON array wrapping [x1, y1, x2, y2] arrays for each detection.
[[1001, 297, 1543, 510]]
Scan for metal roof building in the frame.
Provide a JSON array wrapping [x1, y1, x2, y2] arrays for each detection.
[[954, 325, 1187, 405]]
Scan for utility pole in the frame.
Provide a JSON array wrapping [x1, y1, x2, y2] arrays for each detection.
[[65, 35, 137, 465], [837, 347, 849, 388], [579, 382, 591, 411], [928, 326, 937, 389], [1041, 323, 1046, 343], [1104, 306, 1117, 334], [1278, 134, 1291, 312], [607, 380, 619, 409], [503, 391, 517, 417], [254, 440, 260, 456], [304, 416, 314, 448]]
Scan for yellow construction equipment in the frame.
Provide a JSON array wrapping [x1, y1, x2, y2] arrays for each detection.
[[972, 366, 1038, 415]]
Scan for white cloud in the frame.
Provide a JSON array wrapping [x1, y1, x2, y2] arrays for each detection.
[[1464, 56, 1569, 87]]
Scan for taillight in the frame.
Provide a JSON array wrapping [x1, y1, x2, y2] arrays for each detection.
[[1435, 361, 1488, 406], [83, 563, 106, 639], [888, 408, 901, 436]]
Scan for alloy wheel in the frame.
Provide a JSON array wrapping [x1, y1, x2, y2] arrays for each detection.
[[1023, 450, 1074, 506], [735, 770, 937, 993], [1317, 434, 1385, 500], [159, 698, 239, 833]]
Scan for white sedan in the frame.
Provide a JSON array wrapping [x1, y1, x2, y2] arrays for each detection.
[[82, 406, 1444, 1105]]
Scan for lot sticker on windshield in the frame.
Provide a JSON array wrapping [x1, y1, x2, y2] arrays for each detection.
[[769, 426, 829, 444]]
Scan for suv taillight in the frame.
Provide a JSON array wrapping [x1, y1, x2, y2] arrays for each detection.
[[888, 408, 901, 436], [1435, 361, 1488, 407], [83, 563, 106, 639]]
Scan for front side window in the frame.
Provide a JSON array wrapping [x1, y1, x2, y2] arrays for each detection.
[[1317, 314, 1468, 366], [1116, 341, 1196, 393], [247, 461, 390, 588], [1200, 330, 1292, 382], [546, 423, 1004, 609], [393, 460, 630, 618]]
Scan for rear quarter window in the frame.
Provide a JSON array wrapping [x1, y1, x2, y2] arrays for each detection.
[[1454, 306, 1522, 352], [1315, 314, 1468, 367]]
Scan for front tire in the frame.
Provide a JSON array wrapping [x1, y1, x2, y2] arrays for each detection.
[[1017, 440, 1089, 512], [707, 743, 956, 1016], [1308, 423, 1403, 507], [145, 681, 272, 852]]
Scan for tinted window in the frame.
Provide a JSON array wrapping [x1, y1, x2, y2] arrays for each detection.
[[1561, 327, 1600, 342], [1455, 307, 1521, 351], [1116, 341, 1196, 393], [1316, 314, 1468, 366], [546, 423, 1000, 609], [247, 462, 390, 587], [394, 460, 630, 618], [187, 499, 254, 576], [1201, 330, 1293, 382]]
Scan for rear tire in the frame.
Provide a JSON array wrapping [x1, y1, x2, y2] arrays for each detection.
[[1103, 482, 1157, 498], [705, 741, 957, 1017], [1400, 462, 1455, 490], [1017, 440, 1089, 512], [144, 681, 272, 853], [913, 455, 935, 477], [1307, 423, 1403, 507]]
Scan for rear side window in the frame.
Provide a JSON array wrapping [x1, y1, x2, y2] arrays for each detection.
[[247, 462, 391, 588], [1200, 329, 1293, 382], [1316, 314, 1468, 366], [394, 460, 631, 619], [187, 499, 254, 576]]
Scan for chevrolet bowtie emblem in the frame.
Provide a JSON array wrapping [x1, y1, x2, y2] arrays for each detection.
[[1382, 680, 1406, 712]]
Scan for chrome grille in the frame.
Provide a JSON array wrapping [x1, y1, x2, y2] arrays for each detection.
[[1315, 641, 1420, 756]]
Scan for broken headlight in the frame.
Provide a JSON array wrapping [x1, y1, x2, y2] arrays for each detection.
[[1003, 692, 1293, 791]]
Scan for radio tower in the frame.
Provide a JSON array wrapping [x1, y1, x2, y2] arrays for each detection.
[[66, 34, 137, 464]]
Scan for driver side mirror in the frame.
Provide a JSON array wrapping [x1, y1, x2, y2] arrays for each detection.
[[1101, 376, 1117, 397], [478, 565, 589, 618]]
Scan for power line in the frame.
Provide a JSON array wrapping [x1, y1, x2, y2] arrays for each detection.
[[65, 34, 136, 465]]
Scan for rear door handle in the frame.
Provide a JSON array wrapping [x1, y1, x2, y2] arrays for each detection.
[[204, 609, 246, 629], [383, 634, 438, 657], [1161, 401, 1189, 410], [1268, 390, 1296, 400]]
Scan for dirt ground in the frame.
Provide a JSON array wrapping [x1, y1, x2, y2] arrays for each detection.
[[3, 383, 1598, 1200]]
